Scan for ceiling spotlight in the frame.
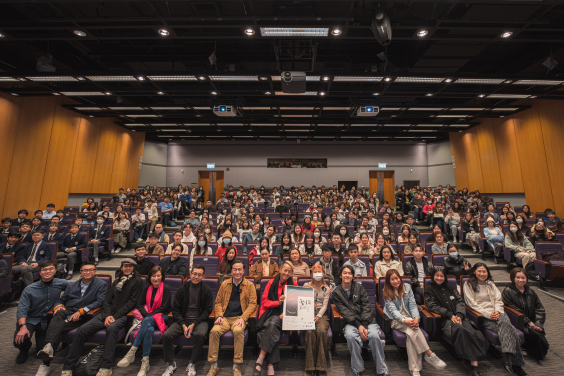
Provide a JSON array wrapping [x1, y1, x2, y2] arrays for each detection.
[[373, 92, 380, 96], [77, 77, 85, 81], [158, 29, 170, 36], [501, 31, 513, 38], [504, 80, 512, 84], [0, 32, 5, 38], [244, 28, 255, 36], [157, 91, 164, 95], [426, 93, 433, 96], [323, 76, 330, 81], [10, 93, 18, 96], [259, 76, 268, 81], [52, 92, 60, 96], [478, 94, 485, 98], [74, 30, 86, 37], [89, 115, 94, 118], [105, 92, 112, 95], [500, 116, 505, 118], [444, 78, 453, 83], [198, 76, 206, 80], [18, 78, 26, 81], [417, 30, 428, 37], [331, 29, 342, 36], [211, 91, 217, 95], [530, 95, 537, 98], [265, 91, 272, 95], [137, 76, 145, 81], [384, 77, 392, 82], [319, 92, 326, 96]]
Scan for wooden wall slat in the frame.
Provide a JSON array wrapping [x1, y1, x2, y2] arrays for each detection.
[[0, 93, 23, 217], [39, 99, 82, 209], [3, 97, 57, 217], [492, 118, 524, 193], [513, 104, 554, 213], [109, 126, 132, 192], [475, 118, 502, 193], [449, 132, 469, 190], [69, 117, 101, 193], [462, 129, 484, 192], [91, 118, 118, 193], [126, 131, 146, 189]]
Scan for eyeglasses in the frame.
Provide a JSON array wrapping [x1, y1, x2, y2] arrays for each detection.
[[191, 272, 204, 278], [42, 267, 56, 272], [81, 268, 96, 273]]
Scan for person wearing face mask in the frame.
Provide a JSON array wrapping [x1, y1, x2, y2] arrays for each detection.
[[312, 227, 327, 246], [530, 222, 555, 246], [191, 235, 213, 267], [505, 224, 538, 280], [381, 225, 396, 244], [502, 268, 549, 362], [423, 198, 436, 225], [484, 217, 505, 258], [303, 264, 331, 375], [442, 243, 471, 285], [311, 214, 323, 228], [88, 215, 112, 266], [515, 214, 530, 234]]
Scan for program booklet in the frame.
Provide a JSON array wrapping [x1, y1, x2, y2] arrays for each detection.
[[282, 285, 316, 331]]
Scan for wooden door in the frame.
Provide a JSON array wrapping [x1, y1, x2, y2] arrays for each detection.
[[198, 171, 210, 202], [369, 171, 378, 197], [215, 171, 224, 202], [383, 171, 395, 206]]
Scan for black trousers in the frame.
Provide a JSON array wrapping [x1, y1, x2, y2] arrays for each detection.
[[523, 327, 549, 361], [13, 322, 47, 353], [412, 285, 424, 303], [163, 321, 208, 364], [63, 315, 127, 370], [162, 212, 172, 226], [45, 310, 86, 355]]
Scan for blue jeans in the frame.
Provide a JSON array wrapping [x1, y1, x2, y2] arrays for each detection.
[[133, 315, 168, 357], [344, 324, 387, 376], [413, 208, 420, 220], [134, 226, 144, 239]]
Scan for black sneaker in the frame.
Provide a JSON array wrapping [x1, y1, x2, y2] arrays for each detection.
[[512, 366, 528, 376], [15, 350, 28, 364]]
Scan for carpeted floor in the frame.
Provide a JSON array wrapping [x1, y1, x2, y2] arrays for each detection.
[[1, 283, 563, 376]]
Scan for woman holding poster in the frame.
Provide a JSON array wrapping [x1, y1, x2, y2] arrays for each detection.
[[254, 261, 298, 376], [303, 264, 330, 375]]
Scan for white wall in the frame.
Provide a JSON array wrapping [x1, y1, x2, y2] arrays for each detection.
[[138, 140, 461, 189], [426, 141, 456, 187], [139, 141, 168, 187]]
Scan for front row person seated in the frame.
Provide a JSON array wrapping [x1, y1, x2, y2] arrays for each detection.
[[161, 264, 214, 376], [14, 261, 69, 366], [383, 269, 447, 376], [13, 230, 53, 287], [424, 268, 488, 376], [35, 262, 108, 376], [463, 263, 527, 376], [502, 268, 549, 362], [333, 265, 390, 376], [57, 224, 87, 280], [404, 244, 434, 303], [206, 259, 257, 376], [61, 258, 143, 376], [117, 266, 171, 376], [254, 261, 297, 376]]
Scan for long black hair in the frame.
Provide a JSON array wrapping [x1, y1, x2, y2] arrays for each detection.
[[467, 262, 492, 292]]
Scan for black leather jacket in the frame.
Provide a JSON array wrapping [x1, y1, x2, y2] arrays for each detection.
[[502, 284, 545, 327]]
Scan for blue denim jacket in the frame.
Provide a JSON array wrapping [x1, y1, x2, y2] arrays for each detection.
[[484, 226, 504, 249], [383, 283, 420, 322], [17, 278, 69, 329]]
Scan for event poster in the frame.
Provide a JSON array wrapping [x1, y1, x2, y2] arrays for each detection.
[[282, 285, 316, 331]]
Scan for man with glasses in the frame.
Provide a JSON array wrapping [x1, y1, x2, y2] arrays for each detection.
[[14, 260, 68, 365], [162, 264, 213, 376], [35, 262, 108, 376]]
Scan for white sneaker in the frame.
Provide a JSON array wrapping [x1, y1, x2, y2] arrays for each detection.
[[424, 353, 446, 369], [114, 248, 121, 254], [138, 238, 143, 242], [163, 363, 177, 376], [410, 372, 420, 376], [187, 363, 196, 376], [36, 364, 50, 376]]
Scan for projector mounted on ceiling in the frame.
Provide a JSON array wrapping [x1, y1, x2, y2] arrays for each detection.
[[213, 105, 241, 117], [281, 71, 306, 93], [356, 106, 380, 117]]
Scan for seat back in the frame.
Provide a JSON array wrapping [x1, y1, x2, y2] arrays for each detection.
[[237, 257, 249, 276], [260, 276, 276, 306], [535, 241, 563, 260], [1, 253, 13, 275], [431, 254, 449, 268], [46, 241, 58, 260], [139, 275, 147, 285], [146, 255, 160, 267], [95, 274, 113, 290], [459, 276, 470, 300], [424, 242, 435, 254], [356, 276, 378, 310], [158, 242, 168, 251], [202, 276, 220, 301], [419, 232, 433, 244], [193, 255, 219, 276], [165, 276, 184, 302], [178, 255, 190, 278]]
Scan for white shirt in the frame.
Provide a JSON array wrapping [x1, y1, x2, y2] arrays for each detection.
[[42, 210, 56, 219]]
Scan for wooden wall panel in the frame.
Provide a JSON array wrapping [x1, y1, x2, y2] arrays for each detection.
[[369, 171, 378, 197], [383, 171, 395, 205], [39, 99, 82, 209], [91, 118, 118, 193], [449, 132, 469, 190], [69, 117, 101, 193], [3, 97, 57, 217], [126, 132, 146, 190], [0, 93, 23, 217], [461, 129, 484, 192], [491, 118, 524, 193], [537, 100, 564, 215], [513, 105, 554, 213], [475, 119, 502, 193], [109, 126, 133, 192]]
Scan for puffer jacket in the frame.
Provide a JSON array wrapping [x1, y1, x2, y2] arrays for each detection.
[[333, 281, 376, 329]]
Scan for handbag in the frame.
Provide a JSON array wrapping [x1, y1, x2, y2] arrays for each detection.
[[73, 345, 105, 376]]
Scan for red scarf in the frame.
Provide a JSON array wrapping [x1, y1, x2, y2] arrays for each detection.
[[133, 282, 167, 339]]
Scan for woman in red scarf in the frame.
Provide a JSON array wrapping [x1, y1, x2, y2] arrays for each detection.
[[117, 266, 171, 375]]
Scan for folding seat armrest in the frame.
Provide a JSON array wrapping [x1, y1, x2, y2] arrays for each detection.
[[465, 307, 483, 327], [418, 308, 434, 333], [422, 305, 441, 318], [331, 304, 342, 335], [248, 307, 258, 336], [533, 260, 550, 279], [503, 306, 525, 331], [375, 304, 390, 334], [87, 307, 102, 316]]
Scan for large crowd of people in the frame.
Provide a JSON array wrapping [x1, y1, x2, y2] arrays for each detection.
[[1, 183, 560, 376]]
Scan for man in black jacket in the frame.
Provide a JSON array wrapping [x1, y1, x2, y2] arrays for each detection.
[[62, 259, 143, 376], [404, 245, 435, 302], [0, 232, 21, 254], [333, 265, 389, 376], [133, 244, 154, 275], [44, 223, 64, 243], [57, 224, 87, 280], [162, 264, 213, 376], [89, 215, 112, 265]]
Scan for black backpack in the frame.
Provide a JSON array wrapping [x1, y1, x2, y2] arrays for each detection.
[[54, 259, 67, 279], [73, 345, 105, 376]]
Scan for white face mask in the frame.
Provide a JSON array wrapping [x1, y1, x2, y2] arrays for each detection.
[[97, 219, 104, 224], [383, 230, 389, 235], [510, 227, 518, 233], [313, 273, 323, 281], [340, 229, 346, 235], [205, 229, 210, 233], [314, 232, 320, 237], [516, 218, 523, 223]]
